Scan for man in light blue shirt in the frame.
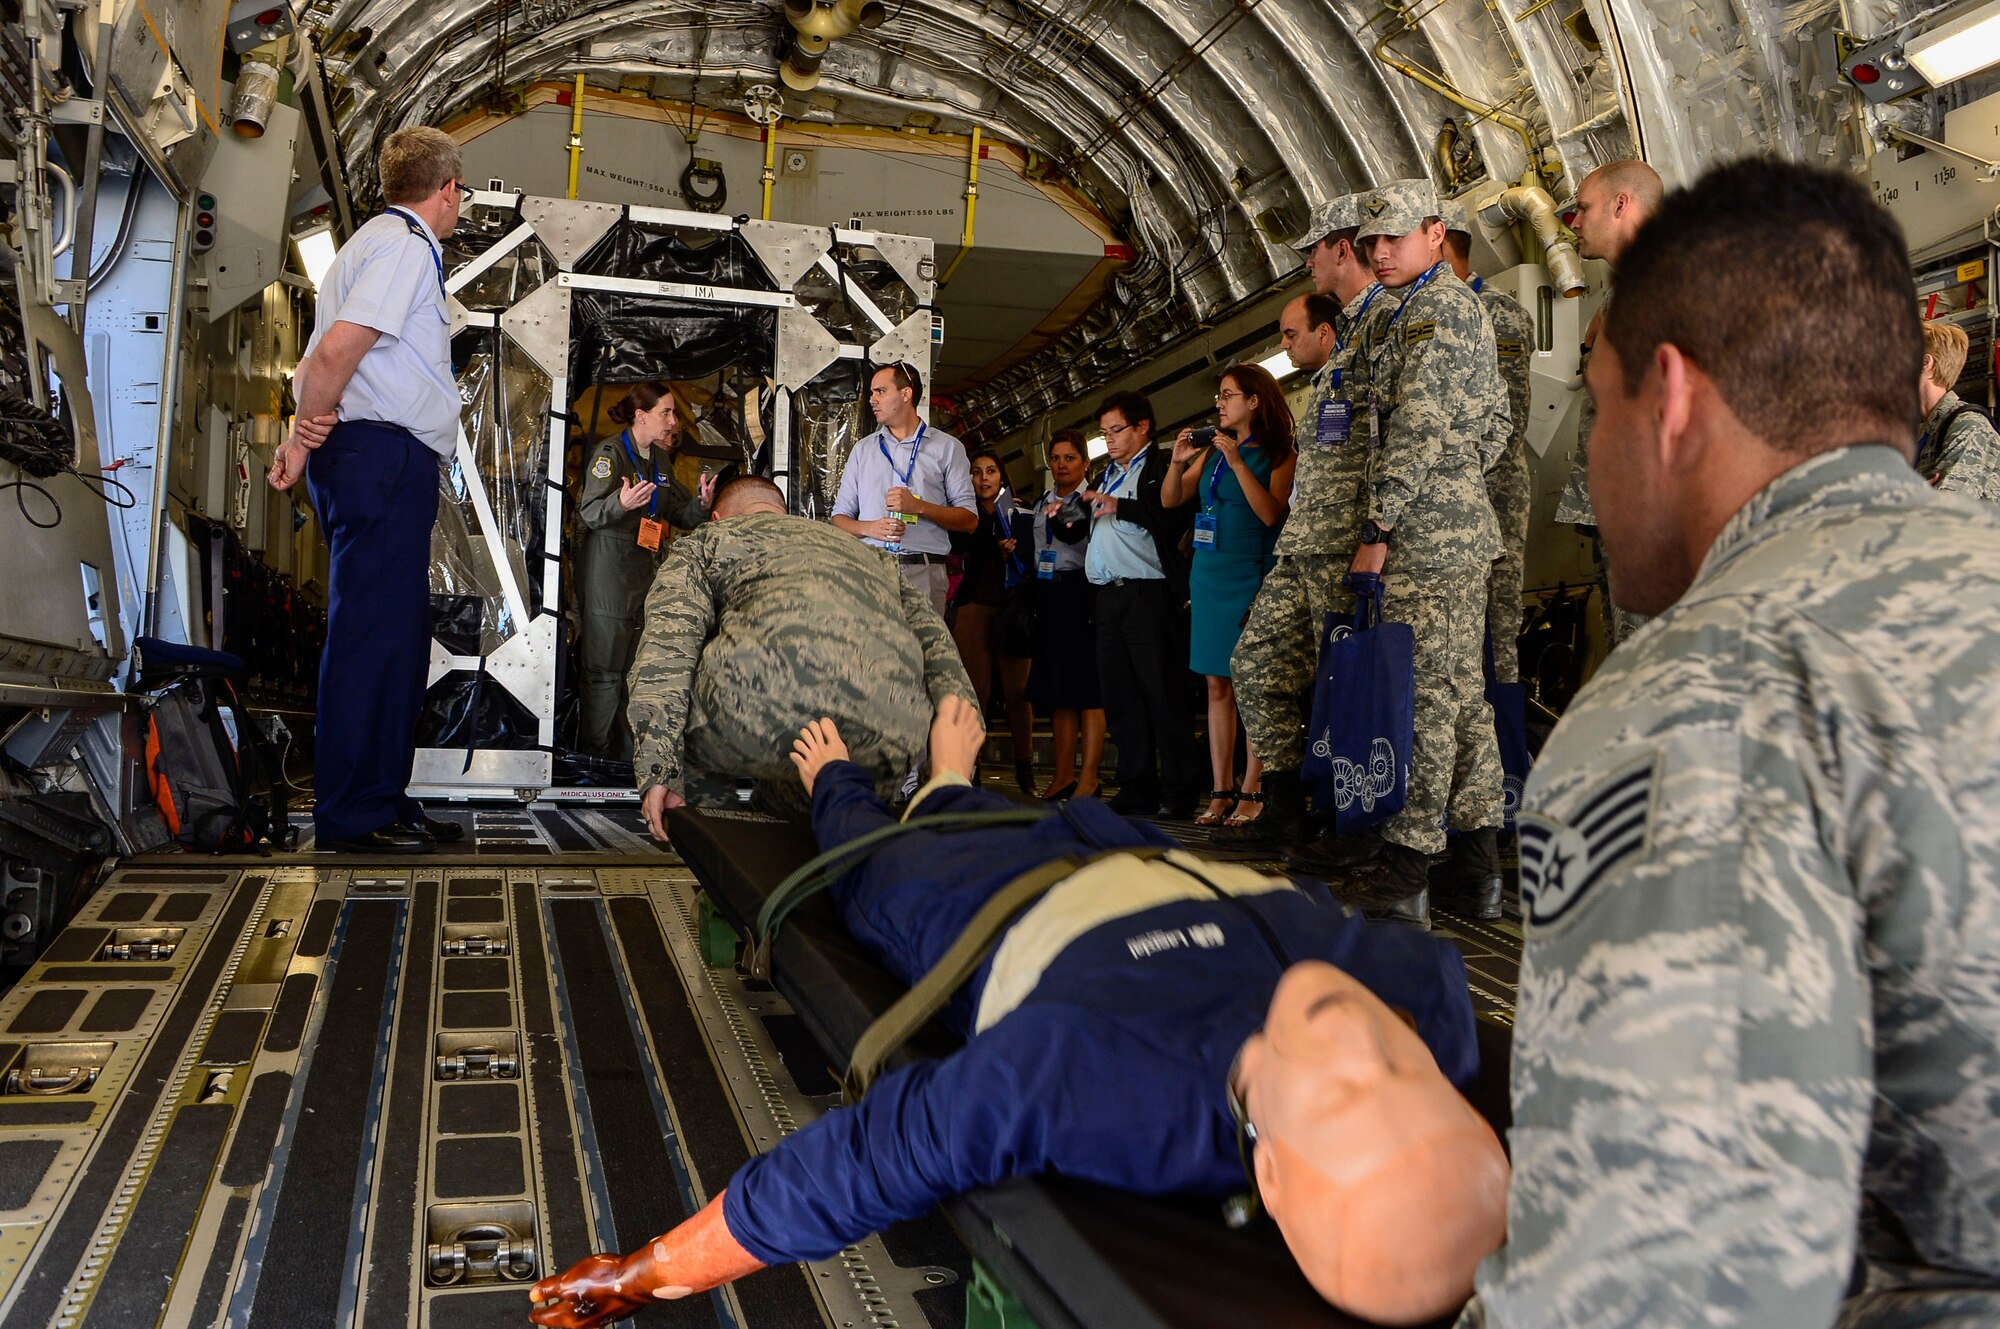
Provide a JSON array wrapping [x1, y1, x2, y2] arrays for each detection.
[[1080, 390, 1199, 818], [832, 363, 977, 616], [266, 126, 468, 854]]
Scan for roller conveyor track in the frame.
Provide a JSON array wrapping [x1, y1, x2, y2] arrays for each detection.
[[0, 859, 968, 1329]]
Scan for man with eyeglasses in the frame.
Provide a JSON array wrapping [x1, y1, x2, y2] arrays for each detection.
[[832, 362, 978, 617], [1082, 390, 1202, 817], [532, 698, 1508, 1329], [266, 126, 469, 854]]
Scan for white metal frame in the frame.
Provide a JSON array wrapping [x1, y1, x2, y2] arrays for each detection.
[[407, 194, 935, 801]]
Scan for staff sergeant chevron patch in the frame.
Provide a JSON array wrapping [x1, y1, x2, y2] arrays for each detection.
[[1516, 756, 1657, 932]]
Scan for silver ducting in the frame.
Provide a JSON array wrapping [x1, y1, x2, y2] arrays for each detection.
[[1479, 185, 1587, 297], [231, 37, 289, 138]]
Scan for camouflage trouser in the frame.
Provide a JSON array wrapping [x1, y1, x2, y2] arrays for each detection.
[[681, 677, 925, 819], [1380, 570, 1503, 856], [1231, 553, 1354, 773], [1486, 446, 1531, 683]]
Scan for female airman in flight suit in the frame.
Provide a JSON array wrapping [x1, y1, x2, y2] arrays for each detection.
[[576, 381, 715, 760]]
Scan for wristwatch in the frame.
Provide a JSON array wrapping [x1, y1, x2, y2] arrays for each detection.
[[1359, 519, 1392, 546]]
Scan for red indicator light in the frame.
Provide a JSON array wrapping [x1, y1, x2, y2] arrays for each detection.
[[254, 8, 281, 24], [1851, 62, 1881, 84]]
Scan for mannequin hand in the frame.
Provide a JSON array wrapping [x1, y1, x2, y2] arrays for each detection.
[[641, 785, 686, 841], [529, 1253, 650, 1329], [620, 477, 658, 512]]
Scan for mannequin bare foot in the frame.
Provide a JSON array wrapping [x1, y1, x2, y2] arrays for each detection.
[[929, 696, 987, 784], [788, 718, 850, 795]]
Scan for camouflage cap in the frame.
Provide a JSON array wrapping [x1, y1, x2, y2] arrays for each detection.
[[1293, 193, 1362, 252], [1357, 178, 1441, 241], [1439, 196, 1472, 236]]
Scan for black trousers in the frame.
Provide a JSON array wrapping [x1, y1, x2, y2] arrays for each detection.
[[1094, 578, 1198, 804], [307, 422, 440, 840]]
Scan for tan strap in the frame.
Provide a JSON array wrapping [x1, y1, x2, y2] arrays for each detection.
[[841, 846, 1167, 1102]]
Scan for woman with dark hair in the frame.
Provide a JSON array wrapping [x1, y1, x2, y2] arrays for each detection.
[[950, 449, 1037, 792], [1025, 430, 1106, 800], [1161, 362, 1295, 825], [576, 381, 717, 759]]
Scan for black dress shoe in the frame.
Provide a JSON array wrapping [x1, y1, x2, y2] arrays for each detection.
[[321, 825, 433, 854], [1040, 781, 1079, 802], [411, 813, 465, 843]]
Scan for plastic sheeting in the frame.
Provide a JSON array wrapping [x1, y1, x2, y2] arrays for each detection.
[[429, 329, 553, 658], [791, 360, 867, 520], [570, 294, 776, 388], [417, 666, 542, 753]]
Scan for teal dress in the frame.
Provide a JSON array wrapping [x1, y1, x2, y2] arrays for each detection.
[[1188, 443, 1283, 677]]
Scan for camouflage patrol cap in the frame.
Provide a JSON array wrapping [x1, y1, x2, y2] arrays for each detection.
[[1293, 193, 1363, 252], [1439, 196, 1472, 237], [1357, 178, 1441, 241]]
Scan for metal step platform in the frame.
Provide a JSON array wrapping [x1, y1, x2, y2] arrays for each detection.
[[0, 861, 967, 1329]]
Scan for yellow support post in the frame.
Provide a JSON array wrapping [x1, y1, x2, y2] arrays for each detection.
[[938, 126, 982, 286], [565, 74, 586, 200], [761, 119, 777, 220]]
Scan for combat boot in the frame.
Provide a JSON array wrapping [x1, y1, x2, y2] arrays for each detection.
[[1337, 843, 1432, 928], [1431, 827, 1504, 921], [1211, 769, 1305, 848], [1285, 825, 1384, 877]]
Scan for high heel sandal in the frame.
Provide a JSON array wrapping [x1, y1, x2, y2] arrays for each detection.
[[1195, 790, 1240, 826], [1223, 791, 1265, 827], [1040, 781, 1079, 802]]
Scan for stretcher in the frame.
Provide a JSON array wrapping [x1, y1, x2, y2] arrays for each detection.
[[668, 805, 1516, 1329]]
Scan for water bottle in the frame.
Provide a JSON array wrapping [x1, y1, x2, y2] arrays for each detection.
[[884, 503, 903, 555]]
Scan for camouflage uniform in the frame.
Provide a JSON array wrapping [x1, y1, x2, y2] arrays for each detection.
[[1461, 446, 2000, 1329], [576, 432, 707, 758], [626, 510, 975, 812], [1351, 179, 1505, 854], [1233, 255, 1402, 773], [1552, 322, 1597, 528], [1918, 388, 2000, 503], [1474, 281, 1533, 682]]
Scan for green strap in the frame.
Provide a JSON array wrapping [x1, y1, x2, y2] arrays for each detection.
[[841, 846, 1168, 1102], [747, 807, 1050, 981]]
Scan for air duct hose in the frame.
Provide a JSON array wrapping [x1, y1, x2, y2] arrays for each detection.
[[781, 0, 887, 92], [1480, 185, 1586, 297]]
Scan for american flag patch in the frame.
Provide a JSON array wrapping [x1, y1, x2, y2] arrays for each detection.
[[1517, 757, 1656, 931]]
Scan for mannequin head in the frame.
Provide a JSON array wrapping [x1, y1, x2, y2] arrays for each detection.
[[1232, 961, 1508, 1324]]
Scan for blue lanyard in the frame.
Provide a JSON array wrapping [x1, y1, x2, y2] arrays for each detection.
[[1384, 263, 1446, 333], [878, 422, 927, 489], [1336, 285, 1385, 354], [1203, 446, 1236, 513], [385, 207, 446, 304], [619, 430, 660, 518], [1103, 450, 1143, 498]]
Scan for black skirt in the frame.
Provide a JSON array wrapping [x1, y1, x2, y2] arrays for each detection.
[[1026, 576, 1103, 710]]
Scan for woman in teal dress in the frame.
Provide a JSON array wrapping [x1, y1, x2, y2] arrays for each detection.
[[1162, 363, 1295, 826]]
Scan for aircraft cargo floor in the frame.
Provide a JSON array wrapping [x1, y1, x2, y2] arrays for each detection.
[[0, 799, 1521, 1329]]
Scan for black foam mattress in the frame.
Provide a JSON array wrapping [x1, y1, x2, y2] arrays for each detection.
[[667, 807, 1515, 1329]]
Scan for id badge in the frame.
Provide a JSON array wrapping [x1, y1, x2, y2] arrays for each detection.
[[637, 517, 663, 551], [1366, 396, 1382, 447], [1192, 512, 1219, 548], [902, 490, 922, 526], [1037, 547, 1059, 581], [1316, 400, 1350, 448]]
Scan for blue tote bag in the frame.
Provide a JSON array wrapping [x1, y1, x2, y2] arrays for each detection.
[[1302, 573, 1415, 833]]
